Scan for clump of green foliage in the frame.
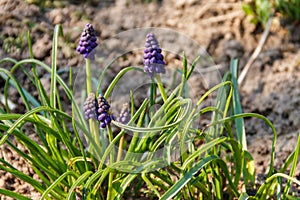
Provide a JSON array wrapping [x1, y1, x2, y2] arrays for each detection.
[[0, 31, 28, 54], [275, 0, 300, 23], [0, 24, 299, 199], [243, 0, 300, 27], [242, 0, 272, 28]]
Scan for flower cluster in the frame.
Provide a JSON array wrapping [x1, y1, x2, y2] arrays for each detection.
[[83, 93, 97, 120], [97, 95, 113, 129], [83, 93, 113, 129], [77, 23, 98, 59], [143, 33, 166, 78], [118, 103, 130, 124]]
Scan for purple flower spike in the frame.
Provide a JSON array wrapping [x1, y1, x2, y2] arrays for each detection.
[[83, 93, 97, 120], [83, 93, 113, 129], [96, 94, 112, 129], [77, 23, 98, 59], [143, 33, 165, 78], [118, 103, 130, 124]]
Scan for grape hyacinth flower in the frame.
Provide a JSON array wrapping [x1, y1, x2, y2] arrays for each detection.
[[83, 93, 98, 120], [83, 93, 113, 129], [143, 33, 166, 78], [118, 103, 130, 124], [76, 23, 98, 59], [97, 94, 113, 129]]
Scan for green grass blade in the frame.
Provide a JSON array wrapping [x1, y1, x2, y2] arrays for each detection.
[[186, 56, 200, 80], [230, 59, 247, 150], [67, 171, 93, 200], [0, 106, 49, 145], [226, 139, 244, 188], [182, 52, 187, 78], [283, 132, 300, 197], [0, 123, 63, 177], [160, 155, 218, 200], [104, 66, 144, 99], [179, 52, 188, 96], [243, 150, 256, 189], [182, 137, 227, 169], [196, 81, 232, 107], [40, 171, 78, 200], [164, 128, 180, 165], [0, 164, 45, 194], [90, 167, 111, 195], [27, 30, 34, 59], [33, 67, 50, 108], [96, 56, 120, 96], [256, 173, 300, 198], [0, 57, 18, 65], [83, 169, 104, 193], [208, 72, 232, 138], [206, 112, 277, 178], [101, 99, 149, 167], [112, 98, 191, 132], [216, 159, 240, 197], [0, 106, 71, 145], [5, 58, 88, 135], [0, 68, 38, 109], [0, 188, 32, 200], [47, 25, 64, 169], [50, 24, 63, 109], [142, 173, 161, 198], [114, 174, 138, 200], [286, 195, 300, 200]]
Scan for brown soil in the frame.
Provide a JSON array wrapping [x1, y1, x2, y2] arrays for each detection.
[[0, 0, 300, 198]]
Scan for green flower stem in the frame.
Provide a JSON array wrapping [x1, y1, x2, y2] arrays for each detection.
[[107, 124, 115, 200], [107, 172, 114, 200], [92, 120, 100, 150], [85, 58, 101, 153], [155, 74, 167, 102], [85, 59, 94, 135], [107, 124, 115, 159], [117, 134, 125, 162], [85, 59, 92, 94], [150, 80, 156, 117]]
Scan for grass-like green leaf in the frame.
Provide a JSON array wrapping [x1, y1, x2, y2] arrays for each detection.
[[0, 188, 32, 200], [142, 173, 161, 198], [67, 171, 93, 200], [206, 112, 277, 178], [283, 132, 300, 197], [186, 56, 200, 80], [230, 59, 247, 150], [182, 137, 227, 169], [104, 66, 144, 99], [255, 173, 300, 198], [0, 68, 37, 110], [160, 155, 218, 200], [0, 164, 46, 195], [112, 98, 191, 132], [50, 24, 63, 109], [40, 171, 78, 200], [114, 174, 138, 200]]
